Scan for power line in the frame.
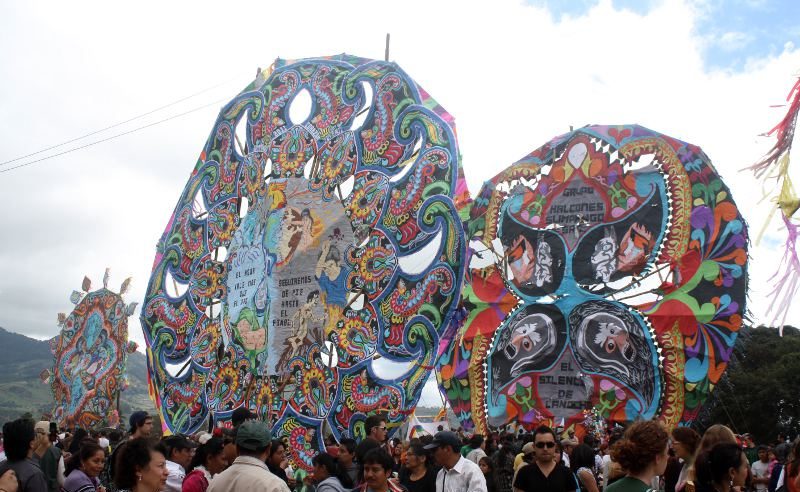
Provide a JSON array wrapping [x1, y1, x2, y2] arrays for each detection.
[[0, 78, 241, 168], [0, 98, 227, 175]]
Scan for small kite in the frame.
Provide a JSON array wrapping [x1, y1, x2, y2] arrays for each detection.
[[437, 125, 748, 437], [142, 54, 468, 468], [43, 269, 138, 429]]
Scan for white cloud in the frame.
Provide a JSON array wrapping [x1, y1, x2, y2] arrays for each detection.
[[0, 0, 798, 408], [717, 31, 755, 51]]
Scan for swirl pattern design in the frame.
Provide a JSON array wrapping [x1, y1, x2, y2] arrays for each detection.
[[142, 55, 467, 465]]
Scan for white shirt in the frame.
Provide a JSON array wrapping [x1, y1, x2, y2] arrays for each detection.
[[751, 460, 770, 492], [164, 460, 186, 492], [436, 456, 488, 492]]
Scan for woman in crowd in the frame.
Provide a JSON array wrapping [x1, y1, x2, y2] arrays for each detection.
[[571, 444, 599, 492], [491, 435, 516, 492], [686, 424, 738, 492], [693, 443, 748, 492], [672, 427, 701, 492], [398, 443, 437, 492], [697, 426, 737, 455], [606, 420, 670, 492], [182, 437, 227, 492], [308, 452, 349, 492], [113, 439, 168, 492], [479, 456, 497, 492], [785, 440, 800, 492], [62, 441, 106, 492]]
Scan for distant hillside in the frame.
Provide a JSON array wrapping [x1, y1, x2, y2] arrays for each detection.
[[0, 326, 154, 426]]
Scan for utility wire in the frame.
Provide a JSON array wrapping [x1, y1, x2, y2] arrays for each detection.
[[0, 78, 240, 168], [0, 98, 227, 175]]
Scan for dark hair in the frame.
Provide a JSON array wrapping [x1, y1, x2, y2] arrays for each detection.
[[68, 428, 89, 454], [314, 452, 351, 486], [672, 427, 701, 456], [534, 425, 557, 442], [571, 444, 596, 473], [188, 437, 224, 474], [66, 440, 105, 476], [695, 443, 744, 492], [470, 434, 484, 449], [2, 419, 35, 461], [307, 290, 320, 302], [610, 420, 669, 474], [231, 408, 254, 427], [115, 438, 161, 489], [479, 456, 494, 471], [365, 415, 385, 435], [407, 443, 429, 466], [362, 448, 394, 472], [161, 435, 192, 460], [269, 440, 285, 458], [339, 438, 356, 455]]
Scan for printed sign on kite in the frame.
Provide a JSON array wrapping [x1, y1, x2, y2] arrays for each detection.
[[44, 270, 138, 429], [437, 125, 747, 436], [142, 54, 468, 468]]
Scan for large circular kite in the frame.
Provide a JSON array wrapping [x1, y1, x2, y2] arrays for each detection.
[[437, 125, 747, 436], [44, 270, 139, 429], [142, 54, 467, 468]]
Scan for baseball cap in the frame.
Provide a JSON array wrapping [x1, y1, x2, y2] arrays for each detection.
[[129, 411, 150, 429], [235, 421, 271, 451], [561, 438, 578, 447], [34, 421, 50, 434], [522, 442, 536, 454], [423, 431, 461, 450]]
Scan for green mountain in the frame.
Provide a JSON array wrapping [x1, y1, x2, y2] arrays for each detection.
[[0, 326, 155, 426]]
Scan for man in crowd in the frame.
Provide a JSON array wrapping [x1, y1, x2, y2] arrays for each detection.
[[560, 437, 577, 468], [161, 435, 196, 492], [424, 431, 487, 492], [466, 435, 487, 464], [103, 410, 152, 491], [752, 445, 771, 492], [207, 421, 289, 492], [514, 426, 576, 492], [338, 438, 359, 486], [356, 415, 388, 464], [359, 448, 404, 492], [0, 418, 48, 492], [31, 422, 62, 492]]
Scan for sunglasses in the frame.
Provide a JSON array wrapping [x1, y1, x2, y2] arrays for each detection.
[[535, 442, 556, 449], [378, 427, 387, 431]]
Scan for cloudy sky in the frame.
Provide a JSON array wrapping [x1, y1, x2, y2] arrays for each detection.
[[1, 0, 798, 408]]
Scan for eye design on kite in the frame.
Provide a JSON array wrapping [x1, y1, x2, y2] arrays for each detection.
[[568, 300, 660, 409], [489, 304, 566, 386], [438, 125, 747, 437]]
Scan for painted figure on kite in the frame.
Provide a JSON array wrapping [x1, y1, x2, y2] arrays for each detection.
[[43, 270, 139, 429], [437, 125, 748, 438], [142, 54, 468, 469]]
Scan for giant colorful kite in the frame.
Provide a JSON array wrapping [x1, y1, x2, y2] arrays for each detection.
[[44, 270, 139, 429], [142, 54, 468, 469], [437, 125, 748, 436]]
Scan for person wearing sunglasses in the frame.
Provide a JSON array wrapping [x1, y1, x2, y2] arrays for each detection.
[[513, 426, 576, 492]]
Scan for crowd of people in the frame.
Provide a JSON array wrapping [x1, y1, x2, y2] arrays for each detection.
[[0, 409, 799, 492]]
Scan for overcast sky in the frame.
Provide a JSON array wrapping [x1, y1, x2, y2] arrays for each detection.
[[1, 0, 798, 408]]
